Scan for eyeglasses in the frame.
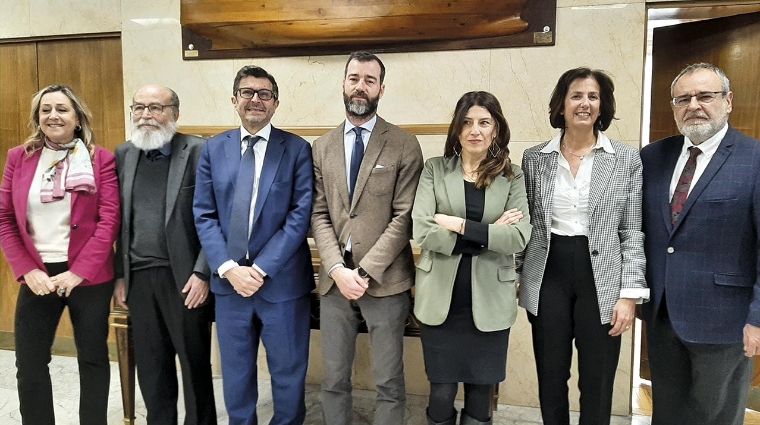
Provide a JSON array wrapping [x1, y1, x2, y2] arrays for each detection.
[[671, 91, 725, 108], [130, 103, 176, 115], [236, 88, 276, 101]]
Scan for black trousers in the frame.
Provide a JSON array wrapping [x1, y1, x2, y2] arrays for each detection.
[[528, 235, 621, 425], [15, 262, 113, 425], [128, 267, 216, 425]]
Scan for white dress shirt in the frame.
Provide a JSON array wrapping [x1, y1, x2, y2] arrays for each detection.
[[542, 131, 647, 302], [217, 124, 272, 279], [668, 123, 727, 199]]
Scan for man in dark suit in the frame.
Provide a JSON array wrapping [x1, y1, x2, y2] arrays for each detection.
[[641, 63, 760, 425], [114, 84, 216, 425], [311, 52, 423, 425], [193, 65, 314, 425]]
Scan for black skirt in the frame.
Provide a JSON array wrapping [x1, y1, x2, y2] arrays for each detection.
[[419, 255, 511, 385]]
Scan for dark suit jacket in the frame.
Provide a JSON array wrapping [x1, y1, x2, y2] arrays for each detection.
[[311, 116, 423, 297], [641, 126, 760, 344], [114, 133, 210, 302], [193, 127, 315, 302], [0, 146, 120, 286]]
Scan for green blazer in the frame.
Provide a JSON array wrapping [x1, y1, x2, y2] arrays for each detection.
[[411, 156, 532, 332]]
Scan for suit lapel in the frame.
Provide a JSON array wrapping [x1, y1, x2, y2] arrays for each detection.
[[537, 151, 559, 241], [484, 173, 509, 223], [673, 133, 734, 232], [443, 156, 466, 219], [253, 127, 285, 225], [16, 151, 42, 231], [587, 149, 616, 216], [224, 129, 242, 188], [121, 146, 140, 234], [166, 135, 189, 224], [330, 124, 351, 212], [351, 119, 387, 209]]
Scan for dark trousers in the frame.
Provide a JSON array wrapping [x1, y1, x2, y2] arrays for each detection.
[[215, 291, 311, 425], [15, 262, 113, 425], [320, 253, 410, 425], [128, 267, 217, 425], [647, 303, 751, 425], [528, 235, 621, 425]]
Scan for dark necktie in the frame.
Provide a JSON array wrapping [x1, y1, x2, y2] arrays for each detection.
[[227, 135, 260, 262], [349, 126, 364, 202], [670, 146, 701, 226]]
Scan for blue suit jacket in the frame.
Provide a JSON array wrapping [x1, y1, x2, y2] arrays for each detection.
[[193, 127, 315, 302], [641, 126, 760, 344]]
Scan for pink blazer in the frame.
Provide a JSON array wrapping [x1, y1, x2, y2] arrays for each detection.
[[0, 145, 120, 286]]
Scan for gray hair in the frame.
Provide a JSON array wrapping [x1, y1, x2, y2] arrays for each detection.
[[670, 63, 731, 96]]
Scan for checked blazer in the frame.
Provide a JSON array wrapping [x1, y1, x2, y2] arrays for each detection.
[[517, 133, 647, 324]]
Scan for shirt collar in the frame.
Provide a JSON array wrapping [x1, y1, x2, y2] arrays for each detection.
[[541, 130, 616, 154], [240, 123, 272, 144], [144, 140, 173, 160], [682, 123, 727, 158], [344, 115, 378, 135]]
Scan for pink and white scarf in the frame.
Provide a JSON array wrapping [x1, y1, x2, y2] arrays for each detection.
[[40, 138, 96, 203]]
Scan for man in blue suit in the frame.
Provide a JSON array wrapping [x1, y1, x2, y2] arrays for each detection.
[[641, 62, 760, 425], [193, 65, 314, 425]]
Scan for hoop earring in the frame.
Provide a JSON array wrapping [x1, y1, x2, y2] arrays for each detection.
[[488, 142, 502, 158], [453, 143, 462, 157], [75, 125, 82, 131]]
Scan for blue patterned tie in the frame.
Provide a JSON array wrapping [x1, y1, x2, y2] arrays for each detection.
[[349, 127, 364, 202], [227, 135, 260, 262]]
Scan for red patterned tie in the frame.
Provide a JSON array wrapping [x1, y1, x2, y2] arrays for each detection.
[[670, 146, 701, 225]]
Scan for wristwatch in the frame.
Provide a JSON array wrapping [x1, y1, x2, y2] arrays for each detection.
[[357, 267, 370, 279]]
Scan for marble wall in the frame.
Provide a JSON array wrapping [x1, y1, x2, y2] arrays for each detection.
[[1, 0, 655, 416]]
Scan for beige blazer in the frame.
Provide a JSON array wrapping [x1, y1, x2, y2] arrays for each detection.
[[411, 156, 532, 332], [311, 116, 424, 297]]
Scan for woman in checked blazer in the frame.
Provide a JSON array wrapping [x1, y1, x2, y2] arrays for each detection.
[[517, 68, 647, 425]]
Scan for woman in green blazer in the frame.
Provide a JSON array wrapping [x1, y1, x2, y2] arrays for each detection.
[[412, 91, 532, 425]]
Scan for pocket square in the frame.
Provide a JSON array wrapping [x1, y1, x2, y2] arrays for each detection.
[[374, 164, 385, 169]]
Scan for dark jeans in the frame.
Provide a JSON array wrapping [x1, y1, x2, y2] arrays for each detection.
[[15, 262, 113, 425]]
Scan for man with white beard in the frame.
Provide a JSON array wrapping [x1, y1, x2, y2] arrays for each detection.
[[113, 85, 217, 425]]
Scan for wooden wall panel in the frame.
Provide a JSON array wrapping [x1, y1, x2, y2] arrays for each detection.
[[37, 38, 125, 152], [0, 42, 39, 335]]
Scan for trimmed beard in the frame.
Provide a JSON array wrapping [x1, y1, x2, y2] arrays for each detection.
[[129, 117, 178, 151], [677, 115, 728, 144], [343, 91, 379, 118]]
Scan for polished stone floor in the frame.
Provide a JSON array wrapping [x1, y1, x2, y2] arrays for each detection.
[[0, 349, 650, 424]]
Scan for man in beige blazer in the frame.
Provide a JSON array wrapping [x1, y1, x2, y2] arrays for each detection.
[[311, 51, 424, 425]]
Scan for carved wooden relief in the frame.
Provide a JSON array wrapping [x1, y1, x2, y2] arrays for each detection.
[[181, 0, 555, 60]]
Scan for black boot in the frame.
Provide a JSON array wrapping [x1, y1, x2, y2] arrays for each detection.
[[426, 409, 457, 425], [460, 410, 492, 425]]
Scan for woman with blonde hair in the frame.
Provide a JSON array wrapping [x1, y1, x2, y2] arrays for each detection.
[[0, 85, 120, 425]]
